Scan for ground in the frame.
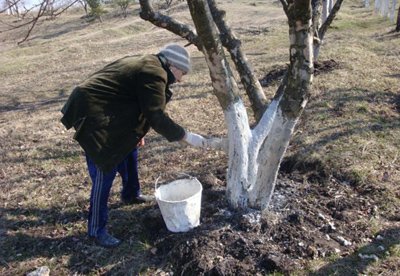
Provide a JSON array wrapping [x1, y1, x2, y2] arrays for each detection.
[[0, 0, 399, 275]]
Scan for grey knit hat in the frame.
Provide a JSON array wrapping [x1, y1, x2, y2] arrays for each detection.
[[159, 44, 191, 74]]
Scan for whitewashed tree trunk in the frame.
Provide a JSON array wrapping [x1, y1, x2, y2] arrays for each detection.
[[380, 0, 389, 16], [375, 0, 382, 13], [322, 0, 329, 23], [328, 0, 334, 11], [390, 0, 397, 21], [187, 0, 314, 210], [139, 0, 342, 211]]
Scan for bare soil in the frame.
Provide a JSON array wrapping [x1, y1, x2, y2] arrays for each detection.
[[102, 161, 399, 275]]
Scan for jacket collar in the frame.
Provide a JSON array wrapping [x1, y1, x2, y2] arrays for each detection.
[[157, 54, 176, 85]]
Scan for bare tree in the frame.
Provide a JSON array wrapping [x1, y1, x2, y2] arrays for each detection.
[[78, 0, 88, 15], [139, 0, 343, 211], [0, 0, 81, 44], [114, 0, 131, 18], [1, 0, 21, 16]]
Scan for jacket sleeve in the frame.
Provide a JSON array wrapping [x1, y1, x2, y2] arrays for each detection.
[[136, 71, 185, 142]]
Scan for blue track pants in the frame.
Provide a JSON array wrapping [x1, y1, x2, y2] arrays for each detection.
[[86, 149, 140, 237]]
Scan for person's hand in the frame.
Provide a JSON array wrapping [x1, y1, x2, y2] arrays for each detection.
[[137, 138, 145, 147], [182, 132, 206, 147]]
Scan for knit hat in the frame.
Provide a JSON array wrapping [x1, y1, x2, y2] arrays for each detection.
[[159, 44, 191, 74]]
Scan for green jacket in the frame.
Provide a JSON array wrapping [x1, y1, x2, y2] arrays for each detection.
[[61, 54, 185, 172]]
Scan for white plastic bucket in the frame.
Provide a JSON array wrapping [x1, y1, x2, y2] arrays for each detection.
[[155, 178, 203, 232]]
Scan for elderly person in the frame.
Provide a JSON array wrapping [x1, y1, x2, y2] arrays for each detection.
[[61, 44, 208, 247]]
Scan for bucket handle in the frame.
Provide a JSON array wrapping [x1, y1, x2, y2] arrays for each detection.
[[154, 175, 161, 192]]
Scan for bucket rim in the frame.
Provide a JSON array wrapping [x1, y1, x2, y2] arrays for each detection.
[[155, 178, 202, 203]]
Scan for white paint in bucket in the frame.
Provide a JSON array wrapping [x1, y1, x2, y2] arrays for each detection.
[[155, 178, 203, 232]]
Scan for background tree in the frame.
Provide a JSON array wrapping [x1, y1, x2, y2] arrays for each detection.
[[114, 0, 131, 17], [86, 0, 105, 20], [77, 0, 88, 15], [139, 0, 343, 211], [389, 0, 398, 22], [2, 0, 22, 16], [397, 5, 400, 31], [313, 0, 344, 60], [0, 0, 81, 44]]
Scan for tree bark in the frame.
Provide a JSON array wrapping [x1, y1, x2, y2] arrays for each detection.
[[207, 0, 268, 121], [139, 0, 200, 47]]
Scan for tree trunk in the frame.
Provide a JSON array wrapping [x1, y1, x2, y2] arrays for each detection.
[[139, 0, 343, 211], [390, 0, 397, 22], [315, 0, 344, 60], [328, 0, 333, 11], [247, 0, 314, 210], [397, 6, 400, 31], [186, 0, 313, 210], [375, 0, 381, 13], [322, 0, 329, 23], [380, 0, 389, 17]]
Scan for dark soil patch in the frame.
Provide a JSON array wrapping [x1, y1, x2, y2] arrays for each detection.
[[259, 59, 341, 87], [393, 93, 400, 113], [134, 170, 379, 275]]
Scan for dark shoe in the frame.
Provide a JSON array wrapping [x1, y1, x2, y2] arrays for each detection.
[[121, 194, 155, 205], [92, 232, 121, 248]]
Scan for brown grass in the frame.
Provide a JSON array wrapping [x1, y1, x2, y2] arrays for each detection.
[[0, 0, 399, 275]]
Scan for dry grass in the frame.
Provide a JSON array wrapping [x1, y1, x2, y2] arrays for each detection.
[[0, 0, 399, 275]]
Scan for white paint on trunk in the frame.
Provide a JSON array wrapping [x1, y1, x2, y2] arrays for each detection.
[[248, 97, 282, 190], [328, 0, 334, 11], [224, 99, 251, 208], [322, 0, 330, 23], [223, 96, 301, 211], [248, 107, 299, 210]]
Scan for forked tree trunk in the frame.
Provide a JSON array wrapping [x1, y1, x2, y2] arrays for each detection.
[[314, 0, 344, 60], [187, 0, 313, 210], [139, 0, 341, 211]]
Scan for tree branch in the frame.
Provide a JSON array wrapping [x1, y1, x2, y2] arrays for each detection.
[[280, 0, 289, 17], [53, 0, 80, 17], [0, 0, 21, 14], [207, 0, 267, 121], [187, 0, 240, 110], [18, 0, 48, 44], [318, 0, 344, 40], [139, 0, 200, 47]]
